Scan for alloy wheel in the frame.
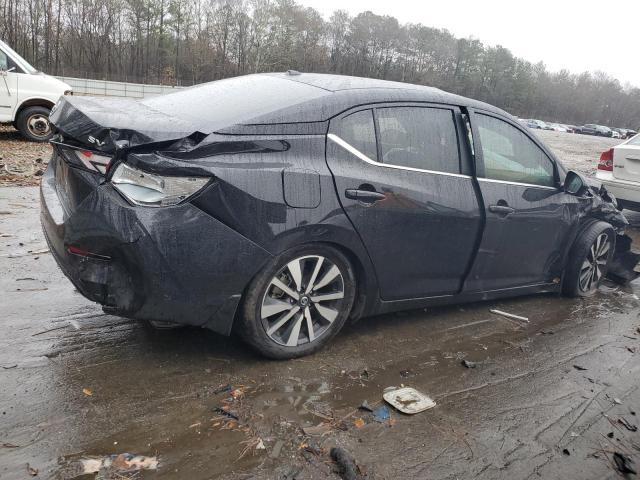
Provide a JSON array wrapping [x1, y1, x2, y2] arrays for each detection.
[[27, 114, 51, 138], [578, 233, 610, 293], [260, 255, 345, 347]]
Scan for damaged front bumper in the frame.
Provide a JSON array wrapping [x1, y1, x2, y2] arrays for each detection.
[[40, 152, 272, 335]]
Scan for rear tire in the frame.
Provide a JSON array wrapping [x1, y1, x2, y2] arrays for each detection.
[[16, 106, 53, 142], [562, 221, 616, 297], [238, 244, 356, 359]]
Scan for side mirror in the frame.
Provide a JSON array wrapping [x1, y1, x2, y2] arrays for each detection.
[[0, 67, 14, 76], [564, 170, 588, 195]]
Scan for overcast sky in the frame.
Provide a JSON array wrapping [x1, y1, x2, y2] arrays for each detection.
[[297, 0, 639, 88]]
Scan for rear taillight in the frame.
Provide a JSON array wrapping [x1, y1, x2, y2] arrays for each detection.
[[73, 149, 112, 174], [598, 148, 614, 171]]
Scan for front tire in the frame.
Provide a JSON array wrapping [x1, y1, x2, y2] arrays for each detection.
[[16, 106, 53, 142], [563, 221, 615, 297], [238, 244, 356, 359]]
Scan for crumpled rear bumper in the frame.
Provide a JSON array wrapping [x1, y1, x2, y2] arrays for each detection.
[[40, 155, 272, 335]]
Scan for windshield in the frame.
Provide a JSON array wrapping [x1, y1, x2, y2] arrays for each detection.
[[0, 40, 38, 73]]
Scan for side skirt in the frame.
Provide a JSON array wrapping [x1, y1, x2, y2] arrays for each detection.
[[373, 282, 561, 316]]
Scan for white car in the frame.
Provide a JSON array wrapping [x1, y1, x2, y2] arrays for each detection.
[[0, 39, 72, 141], [547, 123, 568, 132], [596, 134, 640, 211]]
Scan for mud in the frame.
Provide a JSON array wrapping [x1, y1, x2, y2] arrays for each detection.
[[2, 185, 640, 480]]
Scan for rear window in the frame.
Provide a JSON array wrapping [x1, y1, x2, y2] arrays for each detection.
[[142, 75, 330, 132]]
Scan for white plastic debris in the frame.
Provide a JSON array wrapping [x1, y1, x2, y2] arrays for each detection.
[[383, 387, 436, 414], [490, 309, 529, 323], [80, 454, 158, 474]]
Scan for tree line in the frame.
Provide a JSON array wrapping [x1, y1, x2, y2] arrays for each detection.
[[1, 0, 639, 128]]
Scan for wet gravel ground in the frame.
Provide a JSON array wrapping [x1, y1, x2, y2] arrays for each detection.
[[0, 126, 51, 187], [2, 132, 640, 479]]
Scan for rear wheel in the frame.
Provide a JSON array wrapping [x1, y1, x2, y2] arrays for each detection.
[[16, 106, 53, 142], [238, 244, 356, 359], [563, 221, 615, 297]]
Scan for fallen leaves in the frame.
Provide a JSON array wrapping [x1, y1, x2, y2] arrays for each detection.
[[82, 388, 93, 396]]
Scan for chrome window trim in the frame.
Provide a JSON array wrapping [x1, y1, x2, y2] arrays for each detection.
[[477, 177, 559, 191], [327, 133, 471, 179]]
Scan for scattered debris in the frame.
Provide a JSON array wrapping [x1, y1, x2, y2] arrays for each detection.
[[372, 405, 391, 423], [614, 398, 623, 405], [269, 440, 284, 459], [613, 452, 637, 475], [383, 387, 436, 414], [539, 329, 555, 335], [79, 454, 158, 475], [353, 418, 365, 429], [562, 448, 570, 456], [358, 400, 373, 412], [618, 417, 638, 432], [2, 442, 19, 448], [2, 364, 17, 369], [608, 432, 615, 438], [573, 365, 588, 371], [461, 359, 477, 369], [490, 309, 529, 323], [213, 407, 239, 420], [213, 384, 233, 394], [303, 423, 333, 436], [256, 438, 266, 450], [82, 388, 93, 397], [26, 463, 38, 476], [330, 447, 360, 480]]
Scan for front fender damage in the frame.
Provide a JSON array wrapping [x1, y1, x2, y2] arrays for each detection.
[[584, 184, 639, 284]]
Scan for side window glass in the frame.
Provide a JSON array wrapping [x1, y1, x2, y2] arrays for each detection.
[[334, 109, 377, 161], [0, 50, 8, 71], [476, 114, 555, 187], [376, 107, 460, 174]]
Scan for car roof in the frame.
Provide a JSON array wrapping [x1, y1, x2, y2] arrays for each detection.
[[145, 72, 512, 132], [262, 72, 510, 120]]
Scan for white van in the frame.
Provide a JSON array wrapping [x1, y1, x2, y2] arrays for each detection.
[[0, 39, 72, 142]]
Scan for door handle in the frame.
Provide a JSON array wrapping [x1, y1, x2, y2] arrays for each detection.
[[345, 189, 386, 203], [489, 204, 515, 215]]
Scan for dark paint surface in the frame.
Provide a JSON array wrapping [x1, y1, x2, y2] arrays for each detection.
[[42, 72, 628, 334], [464, 182, 577, 291]]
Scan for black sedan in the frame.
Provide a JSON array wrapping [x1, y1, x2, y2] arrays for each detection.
[[41, 73, 630, 358]]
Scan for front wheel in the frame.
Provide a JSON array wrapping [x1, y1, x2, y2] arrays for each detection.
[[563, 221, 615, 297], [238, 244, 356, 359], [16, 106, 53, 142]]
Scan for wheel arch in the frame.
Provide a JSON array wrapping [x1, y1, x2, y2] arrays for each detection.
[[15, 98, 55, 118]]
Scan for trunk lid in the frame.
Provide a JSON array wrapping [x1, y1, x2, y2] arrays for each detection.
[[49, 95, 200, 154]]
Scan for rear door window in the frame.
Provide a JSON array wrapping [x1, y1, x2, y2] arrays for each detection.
[[475, 114, 556, 187], [376, 107, 460, 174], [334, 109, 378, 161]]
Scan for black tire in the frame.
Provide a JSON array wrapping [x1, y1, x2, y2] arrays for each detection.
[[16, 106, 53, 142], [238, 244, 356, 359], [562, 221, 616, 297]]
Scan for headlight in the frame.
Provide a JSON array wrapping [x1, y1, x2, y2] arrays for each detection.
[[111, 163, 210, 207]]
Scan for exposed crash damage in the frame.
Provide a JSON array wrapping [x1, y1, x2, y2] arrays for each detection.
[[41, 72, 640, 358]]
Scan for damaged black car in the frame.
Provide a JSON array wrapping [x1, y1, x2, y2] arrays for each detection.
[[40, 72, 633, 359]]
